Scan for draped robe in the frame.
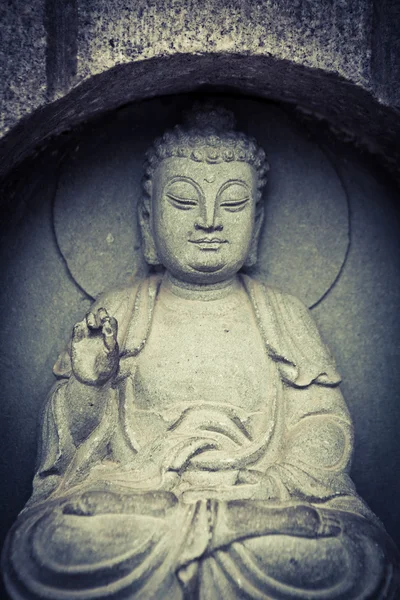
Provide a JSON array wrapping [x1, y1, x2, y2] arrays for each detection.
[[3, 275, 399, 600]]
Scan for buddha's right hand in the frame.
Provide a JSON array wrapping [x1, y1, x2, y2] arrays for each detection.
[[71, 307, 119, 385]]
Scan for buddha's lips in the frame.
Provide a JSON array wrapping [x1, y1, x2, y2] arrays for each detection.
[[189, 238, 228, 244]]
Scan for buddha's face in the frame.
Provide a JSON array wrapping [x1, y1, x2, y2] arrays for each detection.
[[150, 157, 258, 284]]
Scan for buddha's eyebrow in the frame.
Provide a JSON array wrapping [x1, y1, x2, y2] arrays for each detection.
[[217, 179, 251, 196], [165, 175, 202, 196]]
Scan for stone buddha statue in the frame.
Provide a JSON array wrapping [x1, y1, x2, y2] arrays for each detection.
[[3, 106, 399, 599]]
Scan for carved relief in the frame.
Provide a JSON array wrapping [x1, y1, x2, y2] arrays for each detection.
[[2, 105, 399, 599]]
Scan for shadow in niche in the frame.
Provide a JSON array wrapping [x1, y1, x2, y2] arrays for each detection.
[[0, 93, 399, 598]]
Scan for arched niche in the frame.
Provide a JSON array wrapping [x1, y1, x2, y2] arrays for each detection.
[[0, 86, 399, 590], [1, 52, 400, 182]]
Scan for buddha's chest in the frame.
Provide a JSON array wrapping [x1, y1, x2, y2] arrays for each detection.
[[131, 288, 270, 417]]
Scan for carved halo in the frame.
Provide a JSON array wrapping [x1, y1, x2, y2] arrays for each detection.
[[54, 98, 349, 308]]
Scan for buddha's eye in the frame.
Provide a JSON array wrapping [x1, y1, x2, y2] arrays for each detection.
[[220, 198, 250, 212], [165, 179, 199, 210], [219, 182, 251, 212], [166, 194, 198, 210]]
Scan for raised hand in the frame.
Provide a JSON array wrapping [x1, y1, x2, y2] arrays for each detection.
[[71, 307, 119, 385]]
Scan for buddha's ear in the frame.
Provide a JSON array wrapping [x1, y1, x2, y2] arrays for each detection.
[[244, 202, 264, 267], [138, 197, 161, 266]]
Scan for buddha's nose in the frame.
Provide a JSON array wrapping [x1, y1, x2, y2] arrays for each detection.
[[194, 199, 223, 231], [194, 221, 223, 232]]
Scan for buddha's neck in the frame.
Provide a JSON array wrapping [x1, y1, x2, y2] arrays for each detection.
[[163, 272, 241, 301]]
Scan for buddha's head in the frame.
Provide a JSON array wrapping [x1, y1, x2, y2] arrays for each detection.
[[139, 105, 269, 284]]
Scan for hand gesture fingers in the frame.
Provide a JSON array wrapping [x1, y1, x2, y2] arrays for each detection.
[[71, 308, 119, 385], [86, 311, 98, 330], [102, 316, 118, 352], [86, 307, 109, 330], [85, 308, 118, 352]]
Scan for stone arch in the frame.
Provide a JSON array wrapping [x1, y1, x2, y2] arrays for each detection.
[[1, 52, 399, 183]]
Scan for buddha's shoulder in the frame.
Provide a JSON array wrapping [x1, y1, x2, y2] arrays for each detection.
[[244, 276, 310, 316], [245, 277, 340, 386]]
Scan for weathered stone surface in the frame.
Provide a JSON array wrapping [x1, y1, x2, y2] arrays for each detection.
[[371, 0, 400, 106], [76, 0, 372, 85], [0, 0, 399, 185], [0, 0, 47, 134]]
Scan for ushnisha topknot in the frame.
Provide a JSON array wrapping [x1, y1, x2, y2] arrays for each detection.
[[142, 104, 269, 204]]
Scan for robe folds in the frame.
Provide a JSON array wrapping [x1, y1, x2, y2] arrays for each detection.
[[3, 275, 399, 600]]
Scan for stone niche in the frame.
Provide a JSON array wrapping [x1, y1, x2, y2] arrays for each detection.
[[2, 2, 400, 598], [1, 92, 400, 589]]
